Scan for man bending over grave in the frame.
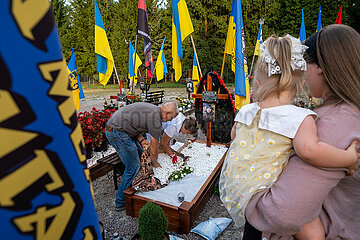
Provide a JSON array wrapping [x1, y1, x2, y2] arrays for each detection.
[[105, 101, 178, 211]]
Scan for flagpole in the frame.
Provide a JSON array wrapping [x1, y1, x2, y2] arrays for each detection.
[[190, 34, 203, 78], [113, 62, 122, 93], [249, 55, 256, 77], [220, 53, 226, 79], [131, 35, 138, 94]]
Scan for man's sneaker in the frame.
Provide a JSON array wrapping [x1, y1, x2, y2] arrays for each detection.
[[115, 206, 125, 212]]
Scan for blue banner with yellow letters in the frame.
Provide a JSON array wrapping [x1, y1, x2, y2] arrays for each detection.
[[0, 0, 101, 239]]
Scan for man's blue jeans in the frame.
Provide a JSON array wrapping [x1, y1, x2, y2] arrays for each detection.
[[105, 129, 142, 208]]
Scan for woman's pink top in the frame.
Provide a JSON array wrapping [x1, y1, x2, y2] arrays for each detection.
[[245, 104, 360, 240]]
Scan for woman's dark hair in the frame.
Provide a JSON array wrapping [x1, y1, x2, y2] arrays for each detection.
[[303, 31, 319, 65], [183, 117, 198, 135]]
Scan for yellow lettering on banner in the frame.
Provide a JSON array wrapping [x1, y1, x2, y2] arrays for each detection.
[[11, 0, 50, 41], [0, 128, 38, 159], [82, 227, 95, 240], [38, 60, 75, 125], [0, 90, 20, 122], [0, 150, 64, 207], [13, 192, 75, 239], [71, 123, 86, 163]]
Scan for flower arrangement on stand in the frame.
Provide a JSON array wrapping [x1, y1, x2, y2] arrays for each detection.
[[77, 107, 116, 158], [169, 164, 194, 181], [176, 97, 194, 113]]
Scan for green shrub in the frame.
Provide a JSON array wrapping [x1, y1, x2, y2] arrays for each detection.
[[138, 202, 168, 240]]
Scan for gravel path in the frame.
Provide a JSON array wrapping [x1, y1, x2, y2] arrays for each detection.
[[83, 88, 244, 239]]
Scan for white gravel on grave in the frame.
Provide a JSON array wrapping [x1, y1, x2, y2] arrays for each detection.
[[87, 141, 228, 187], [154, 142, 228, 185], [86, 145, 116, 168]]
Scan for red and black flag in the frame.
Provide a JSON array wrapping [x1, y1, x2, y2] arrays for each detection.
[[137, 0, 154, 77]]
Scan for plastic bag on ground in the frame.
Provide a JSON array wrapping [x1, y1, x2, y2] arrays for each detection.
[[190, 217, 232, 240]]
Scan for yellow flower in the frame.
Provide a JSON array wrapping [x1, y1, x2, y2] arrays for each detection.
[[250, 187, 254, 193], [228, 205, 231, 209], [226, 197, 230, 201], [264, 173, 271, 179], [240, 140, 246, 147], [250, 166, 255, 172], [268, 139, 275, 146], [230, 189, 233, 192], [256, 176, 261, 180], [250, 160, 255, 165], [237, 204, 241, 208], [235, 175, 240, 179], [242, 194, 245, 198], [230, 151, 234, 157], [244, 155, 249, 159], [235, 157, 239, 161], [231, 201, 235, 205], [242, 176, 247, 181], [236, 186, 239, 189], [224, 172, 228, 176], [276, 152, 281, 156]]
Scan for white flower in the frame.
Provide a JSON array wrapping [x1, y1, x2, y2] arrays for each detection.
[[250, 187, 254, 193], [190, 167, 193, 171], [181, 174, 184, 177], [226, 197, 230, 201], [175, 175, 178, 179], [240, 140, 247, 147], [235, 175, 240, 179], [264, 173, 271, 179], [267, 139, 275, 146], [235, 157, 239, 161], [250, 166, 255, 172], [229, 151, 234, 157], [237, 204, 241, 208], [275, 152, 281, 156], [244, 155, 249, 159], [272, 161, 279, 166]]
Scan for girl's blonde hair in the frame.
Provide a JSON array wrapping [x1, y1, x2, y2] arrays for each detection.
[[304, 24, 360, 111], [253, 35, 303, 102]]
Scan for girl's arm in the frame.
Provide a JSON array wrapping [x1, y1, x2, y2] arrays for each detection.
[[293, 116, 359, 168], [231, 122, 237, 141]]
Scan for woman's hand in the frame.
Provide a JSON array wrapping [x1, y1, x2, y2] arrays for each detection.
[[346, 141, 360, 176]]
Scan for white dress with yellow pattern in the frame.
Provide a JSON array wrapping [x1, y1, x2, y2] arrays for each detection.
[[219, 103, 316, 227]]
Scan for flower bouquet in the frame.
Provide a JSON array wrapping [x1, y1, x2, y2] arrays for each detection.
[[169, 164, 194, 181], [176, 97, 194, 113], [77, 107, 116, 157]]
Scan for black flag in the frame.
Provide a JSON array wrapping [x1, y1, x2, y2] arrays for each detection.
[[137, 0, 154, 77]]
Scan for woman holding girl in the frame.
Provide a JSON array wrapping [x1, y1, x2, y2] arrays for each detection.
[[220, 25, 360, 240]]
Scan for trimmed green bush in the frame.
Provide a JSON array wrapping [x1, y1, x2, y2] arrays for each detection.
[[138, 202, 168, 240]]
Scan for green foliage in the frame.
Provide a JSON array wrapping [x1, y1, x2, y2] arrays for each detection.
[[138, 202, 168, 240], [169, 164, 194, 181], [52, 0, 359, 84]]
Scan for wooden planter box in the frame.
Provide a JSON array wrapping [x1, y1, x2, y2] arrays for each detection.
[[123, 141, 227, 234]]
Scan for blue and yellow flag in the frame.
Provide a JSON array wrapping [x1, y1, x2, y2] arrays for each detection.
[[0, 0, 101, 239], [192, 53, 199, 92], [224, 0, 249, 110], [68, 48, 85, 111], [172, 0, 194, 82], [299, 9, 306, 41], [128, 40, 142, 83], [253, 23, 263, 56], [95, 0, 114, 85], [155, 37, 168, 81], [316, 6, 322, 32]]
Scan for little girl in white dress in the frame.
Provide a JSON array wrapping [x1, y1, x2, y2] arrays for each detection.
[[219, 35, 359, 239]]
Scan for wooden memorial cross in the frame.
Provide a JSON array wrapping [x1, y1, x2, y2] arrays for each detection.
[[192, 74, 228, 147]]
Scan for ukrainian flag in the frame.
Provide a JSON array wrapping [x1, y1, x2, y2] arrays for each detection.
[[316, 6, 322, 32], [224, 0, 249, 110], [299, 9, 306, 41], [172, 0, 194, 82], [95, 0, 113, 85], [192, 52, 199, 92], [68, 48, 85, 111], [155, 37, 168, 81], [253, 23, 263, 56], [128, 40, 142, 83]]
